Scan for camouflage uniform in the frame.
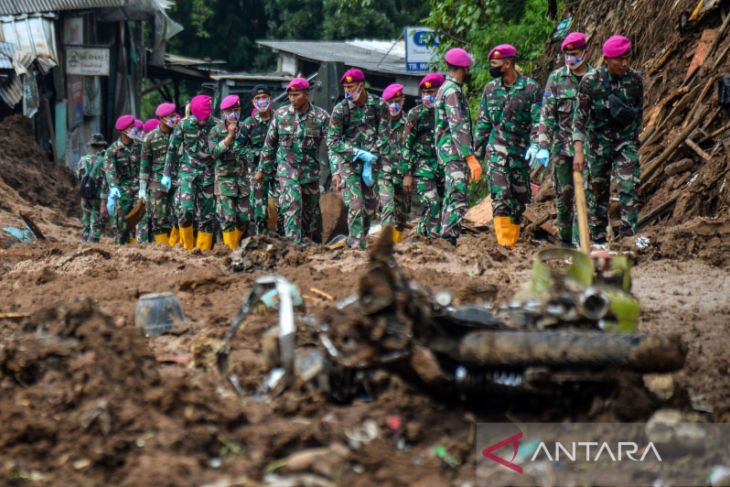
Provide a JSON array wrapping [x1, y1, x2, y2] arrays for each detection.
[[475, 74, 541, 223], [210, 121, 249, 232], [404, 103, 442, 237], [537, 64, 594, 243], [243, 112, 274, 232], [77, 152, 105, 243], [140, 127, 174, 237], [105, 138, 142, 244], [326, 94, 389, 248], [164, 115, 218, 233], [259, 103, 330, 243], [573, 66, 643, 241], [378, 115, 408, 231], [434, 75, 474, 239]]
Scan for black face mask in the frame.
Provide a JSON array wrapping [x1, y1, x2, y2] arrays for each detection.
[[464, 72, 473, 84], [489, 66, 503, 78]]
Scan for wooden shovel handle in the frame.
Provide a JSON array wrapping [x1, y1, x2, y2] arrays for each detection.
[[573, 171, 592, 253]]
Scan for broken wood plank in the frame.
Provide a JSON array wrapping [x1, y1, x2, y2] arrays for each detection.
[[0, 312, 30, 320], [19, 212, 46, 240], [638, 196, 679, 229], [684, 76, 716, 128], [664, 158, 696, 176], [310, 287, 334, 301], [464, 196, 493, 227], [711, 38, 730, 69], [686, 29, 718, 81], [523, 207, 558, 238], [685, 138, 713, 161]]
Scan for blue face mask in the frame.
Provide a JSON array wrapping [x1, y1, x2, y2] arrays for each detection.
[[225, 111, 239, 121], [565, 54, 585, 69], [389, 102, 402, 115], [344, 86, 362, 101], [422, 94, 435, 107], [255, 99, 270, 111]]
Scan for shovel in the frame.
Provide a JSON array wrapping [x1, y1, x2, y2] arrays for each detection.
[[573, 171, 592, 253]]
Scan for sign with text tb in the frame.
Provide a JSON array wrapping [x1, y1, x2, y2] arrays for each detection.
[[404, 27, 439, 72]]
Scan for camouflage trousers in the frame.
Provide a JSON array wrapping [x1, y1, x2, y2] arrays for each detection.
[[112, 188, 136, 244], [439, 159, 469, 239], [377, 174, 408, 231], [147, 183, 173, 236], [216, 176, 250, 233], [170, 184, 181, 228], [178, 166, 215, 232], [278, 178, 321, 243], [488, 152, 531, 223], [252, 176, 281, 233], [343, 171, 378, 248], [414, 176, 442, 237], [585, 142, 640, 242], [551, 154, 575, 243], [80, 197, 102, 243]]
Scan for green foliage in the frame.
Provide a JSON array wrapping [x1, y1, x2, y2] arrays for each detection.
[[265, 0, 324, 39], [321, 0, 429, 40]]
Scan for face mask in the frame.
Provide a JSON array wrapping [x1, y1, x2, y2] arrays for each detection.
[[224, 111, 239, 121], [565, 54, 585, 70], [388, 102, 402, 115], [164, 116, 179, 128], [344, 86, 361, 101], [422, 94, 435, 107], [125, 128, 140, 141], [255, 99, 270, 112], [489, 65, 503, 78]]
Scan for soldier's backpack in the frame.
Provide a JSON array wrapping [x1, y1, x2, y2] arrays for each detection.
[[79, 173, 98, 199]]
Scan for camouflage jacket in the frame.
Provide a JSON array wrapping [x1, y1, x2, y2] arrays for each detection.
[[326, 94, 389, 176], [475, 74, 542, 159], [77, 152, 105, 198], [105, 137, 141, 193], [210, 120, 249, 197], [240, 111, 272, 167], [403, 103, 437, 177], [434, 76, 474, 164], [164, 115, 219, 179], [140, 127, 173, 185], [379, 115, 407, 179], [259, 103, 330, 185], [573, 66, 644, 147]]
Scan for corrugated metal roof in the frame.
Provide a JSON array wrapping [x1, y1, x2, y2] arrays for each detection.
[[0, 14, 58, 72], [0, 73, 22, 106], [0, 0, 127, 15], [0, 40, 13, 70], [256, 40, 418, 77]]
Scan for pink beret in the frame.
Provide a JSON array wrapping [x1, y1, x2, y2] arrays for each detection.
[[382, 83, 404, 101], [287, 77, 310, 91], [135, 119, 144, 131], [444, 48, 473, 68], [603, 35, 632, 58], [562, 32, 587, 52], [155, 102, 176, 118], [190, 94, 212, 121], [488, 44, 517, 61], [419, 73, 445, 89], [143, 119, 160, 133], [115, 114, 135, 131], [220, 94, 240, 110], [340, 68, 365, 84]]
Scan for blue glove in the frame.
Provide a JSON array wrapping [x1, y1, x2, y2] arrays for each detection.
[[107, 186, 120, 214], [354, 149, 377, 164], [535, 148, 550, 169], [362, 158, 375, 188], [524, 144, 539, 164], [161, 175, 172, 191]]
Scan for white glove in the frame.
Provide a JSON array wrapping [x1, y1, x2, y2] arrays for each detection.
[[138, 180, 148, 201]]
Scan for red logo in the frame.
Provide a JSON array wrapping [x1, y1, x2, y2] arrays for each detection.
[[482, 432, 524, 474]]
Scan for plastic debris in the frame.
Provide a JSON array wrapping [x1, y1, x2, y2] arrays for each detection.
[[635, 235, 651, 250], [2, 226, 35, 242], [345, 420, 379, 449], [430, 444, 459, 466]]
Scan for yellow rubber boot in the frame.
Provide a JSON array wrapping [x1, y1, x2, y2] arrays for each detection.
[[493, 216, 510, 247], [196, 231, 214, 251], [180, 226, 195, 250], [392, 227, 404, 244], [508, 222, 521, 248], [168, 227, 180, 246], [222, 230, 239, 251], [129, 238, 137, 245], [154, 233, 169, 245]]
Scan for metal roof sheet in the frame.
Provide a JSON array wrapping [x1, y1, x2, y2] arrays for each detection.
[[0, 0, 126, 15]]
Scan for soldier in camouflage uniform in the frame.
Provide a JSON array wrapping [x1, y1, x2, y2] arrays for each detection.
[[475, 44, 541, 233], [403, 73, 445, 237], [326, 68, 389, 249], [140, 104, 178, 245], [533, 32, 593, 246], [210, 95, 248, 250], [77, 133, 107, 243], [573, 35, 643, 244], [378, 83, 409, 242], [435, 49, 483, 244], [105, 115, 142, 245], [256, 77, 330, 243], [163, 95, 218, 251], [244, 86, 276, 233]]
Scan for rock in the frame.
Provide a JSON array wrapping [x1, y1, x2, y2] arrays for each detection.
[[643, 374, 675, 400], [646, 409, 707, 450]]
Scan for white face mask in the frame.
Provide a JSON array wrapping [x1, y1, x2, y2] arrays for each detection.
[[565, 54, 585, 70]]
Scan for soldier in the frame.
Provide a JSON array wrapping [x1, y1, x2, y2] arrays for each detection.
[[135, 119, 161, 244], [378, 83, 409, 243], [326, 68, 389, 249], [211, 95, 248, 250], [573, 35, 643, 245], [256, 77, 330, 243], [77, 133, 107, 243], [435, 48, 482, 245], [139, 103, 178, 246], [475, 44, 541, 247], [532, 32, 593, 247], [162, 94, 218, 251], [403, 73, 445, 237], [105, 114, 142, 245], [244, 85, 275, 234]]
